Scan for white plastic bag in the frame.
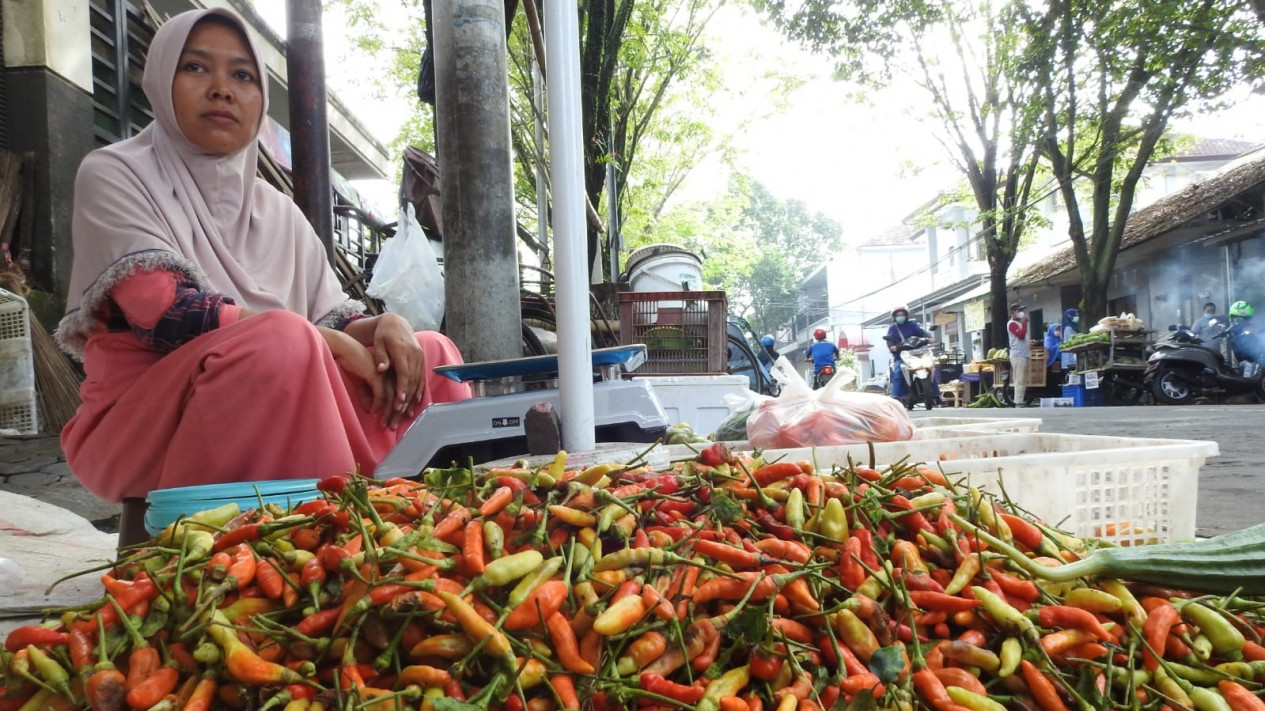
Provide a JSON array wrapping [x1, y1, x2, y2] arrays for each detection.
[[746, 356, 916, 448], [366, 204, 445, 332]]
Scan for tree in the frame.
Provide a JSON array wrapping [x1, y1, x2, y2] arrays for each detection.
[[755, 0, 1044, 349], [682, 176, 844, 337], [1025, 0, 1263, 321], [335, 0, 727, 278]]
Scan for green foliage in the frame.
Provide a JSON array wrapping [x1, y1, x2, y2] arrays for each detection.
[[642, 175, 842, 337], [1027, 0, 1265, 321], [331, 0, 729, 274]]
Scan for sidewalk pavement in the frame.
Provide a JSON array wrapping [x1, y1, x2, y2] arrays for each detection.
[[0, 435, 119, 534]]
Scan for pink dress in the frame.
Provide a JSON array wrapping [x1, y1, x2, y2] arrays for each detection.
[[61, 270, 471, 502]]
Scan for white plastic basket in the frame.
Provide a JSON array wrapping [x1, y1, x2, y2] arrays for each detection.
[[763, 433, 1216, 545], [0, 290, 36, 435], [914, 416, 1042, 438]]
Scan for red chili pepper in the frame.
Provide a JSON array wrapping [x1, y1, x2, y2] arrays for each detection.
[[909, 590, 982, 613], [316, 475, 349, 494], [3, 626, 68, 653], [1142, 602, 1181, 671], [640, 673, 706, 704]]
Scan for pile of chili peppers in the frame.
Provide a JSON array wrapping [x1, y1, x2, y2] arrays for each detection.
[[4, 443, 1265, 711]]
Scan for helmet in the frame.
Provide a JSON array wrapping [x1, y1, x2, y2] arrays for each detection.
[[1230, 301, 1255, 318], [891, 305, 909, 319], [813, 328, 827, 340], [761, 335, 775, 347]]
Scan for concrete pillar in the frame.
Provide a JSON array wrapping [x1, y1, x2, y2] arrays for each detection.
[[432, 0, 521, 362], [2, 0, 95, 308], [285, 0, 335, 260]]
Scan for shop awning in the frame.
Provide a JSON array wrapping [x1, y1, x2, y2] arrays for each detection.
[[937, 281, 992, 311]]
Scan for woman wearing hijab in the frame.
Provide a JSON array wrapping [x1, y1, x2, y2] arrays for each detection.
[[1044, 323, 1063, 371], [1059, 308, 1079, 369], [56, 8, 470, 514]]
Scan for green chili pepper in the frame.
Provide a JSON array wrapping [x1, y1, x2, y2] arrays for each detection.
[[508, 556, 564, 607], [482, 520, 505, 561], [25, 645, 72, 698], [1178, 601, 1246, 659], [970, 586, 1037, 643], [482, 550, 544, 587]]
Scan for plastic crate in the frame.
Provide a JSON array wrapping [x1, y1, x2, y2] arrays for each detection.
[[640, 374, 751, 436], [617, 291, 727, 374], [1062, 383, 1108, 407], [0, 290, 37, 435], [760, 433, 1216, 544], [914, 416, 1042, 436]]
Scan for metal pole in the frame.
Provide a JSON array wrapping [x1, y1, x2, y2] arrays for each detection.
[[606, 114, 619, 281], [432, 0, 522, 362], [285, 0, 335, 260], [532, 55, 550, 269], [545, 0, 596, 452]]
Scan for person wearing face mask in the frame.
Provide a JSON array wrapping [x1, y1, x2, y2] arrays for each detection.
[[1192, 302, 1223, 343], [1007, 303, 1032, 406], [1059, 308, 1080, 369], [883, 306, 931, 401]]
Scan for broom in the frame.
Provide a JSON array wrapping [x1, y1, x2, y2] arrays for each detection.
[[0, 151, 83, 433]]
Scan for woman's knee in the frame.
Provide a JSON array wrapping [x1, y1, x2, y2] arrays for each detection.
[[210, 310, 324, 376]]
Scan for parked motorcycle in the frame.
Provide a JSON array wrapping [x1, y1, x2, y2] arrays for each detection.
[[1144, 321, 1265, 404], [896, 337, 936, 410], [813, 363, 836, 390]]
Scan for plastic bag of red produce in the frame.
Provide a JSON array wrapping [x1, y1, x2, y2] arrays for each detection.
[[746, 357, 916, 448]]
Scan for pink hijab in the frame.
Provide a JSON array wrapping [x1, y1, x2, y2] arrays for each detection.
[[57, 7, 360, 359]]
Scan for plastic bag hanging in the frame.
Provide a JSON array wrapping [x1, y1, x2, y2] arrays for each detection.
[[366, 204, 446, 332]]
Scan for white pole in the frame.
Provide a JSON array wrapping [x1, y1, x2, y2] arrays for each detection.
[[544, 0, 596, 452]]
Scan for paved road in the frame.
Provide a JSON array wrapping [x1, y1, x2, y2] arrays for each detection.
[[912, 405, 1262, 538], [0, 404, 1260, 540]]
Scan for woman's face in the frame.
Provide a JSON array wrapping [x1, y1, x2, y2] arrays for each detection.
[[172, 20, 263, 156]]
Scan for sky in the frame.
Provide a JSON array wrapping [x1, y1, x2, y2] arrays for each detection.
[[253, 1, 1265, 243]]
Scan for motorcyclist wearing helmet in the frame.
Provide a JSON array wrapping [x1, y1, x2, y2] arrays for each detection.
[[805, 328, 840, 376], [883, 306, 931, 399], [761, 334, 778, 361], [1226, 301, 1265, 370]]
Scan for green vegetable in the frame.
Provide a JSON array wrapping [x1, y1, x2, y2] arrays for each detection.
[[952, 515, 1265, 594]]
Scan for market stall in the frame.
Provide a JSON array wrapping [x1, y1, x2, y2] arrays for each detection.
[[1060, 316, 1154, 406]]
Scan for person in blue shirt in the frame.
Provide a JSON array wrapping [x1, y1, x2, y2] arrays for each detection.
[[1059, 308, 1080, 369], [883, 305, 931, 399], [1044, 323, 1063, 370], [805, 328, 839, 383]]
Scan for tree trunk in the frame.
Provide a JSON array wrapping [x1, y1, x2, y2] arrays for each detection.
[[1080, 271, 1109, 326], [989, 264, 1010, 352]]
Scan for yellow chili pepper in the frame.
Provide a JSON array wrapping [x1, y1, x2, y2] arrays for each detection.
[[507, 556, 564, 607], [483, 550, 544, 587], [997, 637, 1022, 678], [818, 498, 848, 542], [697, 665, 751, 711]]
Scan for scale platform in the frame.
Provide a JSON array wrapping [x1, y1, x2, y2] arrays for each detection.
[[374, 345, 669, 479]]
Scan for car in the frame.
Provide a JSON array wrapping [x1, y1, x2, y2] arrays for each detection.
[[726, 316, 780, 396]]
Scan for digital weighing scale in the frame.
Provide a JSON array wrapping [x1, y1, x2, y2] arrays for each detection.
[[373, 345, 670, 479]]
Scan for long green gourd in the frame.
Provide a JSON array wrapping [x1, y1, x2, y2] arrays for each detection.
[[950, 514, 1265, 595]]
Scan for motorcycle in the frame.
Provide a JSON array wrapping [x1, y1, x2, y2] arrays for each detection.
[[1144, 320, 1265, 404], [813, 363, 836, 390], [896, 336, 936, 410]]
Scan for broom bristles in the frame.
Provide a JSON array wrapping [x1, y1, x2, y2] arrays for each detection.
[[28, 315, 82, 433]]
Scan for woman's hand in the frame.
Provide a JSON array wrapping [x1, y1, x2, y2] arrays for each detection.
[[318, 326, 391, 421], [370, 314, 426, 423]]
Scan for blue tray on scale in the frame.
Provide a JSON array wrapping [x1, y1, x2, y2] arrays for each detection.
[[434, 344, 647, 383]]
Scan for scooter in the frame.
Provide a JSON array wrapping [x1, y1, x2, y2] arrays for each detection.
[[1144, 321, 1265, 404], [896, 337, 936, 410], [812, 363, 836, 390]]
